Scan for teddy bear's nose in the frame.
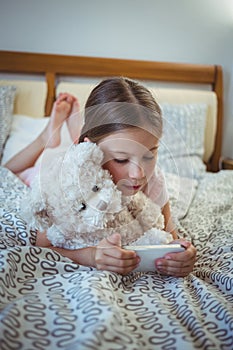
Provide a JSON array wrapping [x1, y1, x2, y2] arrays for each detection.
[[96, 200, 108, 211]]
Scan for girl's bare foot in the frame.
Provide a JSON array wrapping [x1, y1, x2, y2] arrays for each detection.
[[41, 93, 74, 148], [66, 99, 84, 143]]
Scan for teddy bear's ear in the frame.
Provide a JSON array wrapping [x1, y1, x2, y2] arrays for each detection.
[[71, 142, 103, 167]]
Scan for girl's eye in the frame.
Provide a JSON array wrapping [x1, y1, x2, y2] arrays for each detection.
[[114, 158, 128, 164], [143, 151, 157, 161], [143, 155, 155, 161]]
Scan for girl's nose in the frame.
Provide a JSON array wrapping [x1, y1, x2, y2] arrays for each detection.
[[128, 161, 145, 179]]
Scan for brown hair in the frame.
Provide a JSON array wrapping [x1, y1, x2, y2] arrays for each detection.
[[79, 77, 162, 143]]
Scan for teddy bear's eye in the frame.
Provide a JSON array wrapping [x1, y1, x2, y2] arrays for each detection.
[[92, 185, 99, 192], [79, 202, 86, 211]]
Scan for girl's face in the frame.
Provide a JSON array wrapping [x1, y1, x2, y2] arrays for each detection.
[[97, 128, 159, 196]]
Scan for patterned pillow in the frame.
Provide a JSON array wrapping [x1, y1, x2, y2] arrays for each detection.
[[158, 103, 207, 179], [0, 85, 17, 161]]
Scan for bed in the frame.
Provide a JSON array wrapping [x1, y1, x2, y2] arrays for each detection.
[[0, 51, 232, 350]]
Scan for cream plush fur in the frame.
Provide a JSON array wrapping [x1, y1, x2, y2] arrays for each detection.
[[22, 142, 172, 249]]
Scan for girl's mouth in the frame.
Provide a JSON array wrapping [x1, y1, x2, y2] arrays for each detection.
[[132, 185, 141, 190], [124, 184, 142, 191], [116, 179, 146, 195]]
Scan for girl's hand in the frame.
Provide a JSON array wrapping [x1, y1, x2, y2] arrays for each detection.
[[94, 233, 140, 275], [155, 239, 197, 277]]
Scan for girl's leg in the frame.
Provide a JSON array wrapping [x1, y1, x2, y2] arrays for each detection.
[[66, 98, 83, 143], [4, 93, 73, 175]]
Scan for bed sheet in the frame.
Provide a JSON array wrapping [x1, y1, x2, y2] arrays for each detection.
[[0, 166, 233, 350]]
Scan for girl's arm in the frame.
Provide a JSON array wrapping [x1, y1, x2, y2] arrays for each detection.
[[36, 231, 97, 267], [159, 200, 197, 277], [162, 201, 177, 239], [36, 231, 140, 275]]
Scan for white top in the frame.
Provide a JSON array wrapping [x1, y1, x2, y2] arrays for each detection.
[[144, 167, 169, 208]]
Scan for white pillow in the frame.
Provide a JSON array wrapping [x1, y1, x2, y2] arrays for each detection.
[[0, 85, 17, 161], [158, 103, 208, 179], [165, 172, 198, 221]]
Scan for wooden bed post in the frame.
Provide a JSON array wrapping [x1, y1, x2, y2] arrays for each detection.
[[208, 65, 223, 172], [45, 72, 56, 116]]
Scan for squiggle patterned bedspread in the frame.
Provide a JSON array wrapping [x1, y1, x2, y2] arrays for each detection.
[[0, 166, 233, 350]]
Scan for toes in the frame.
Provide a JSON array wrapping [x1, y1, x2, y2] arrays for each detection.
[[57, 92, 72, 103]]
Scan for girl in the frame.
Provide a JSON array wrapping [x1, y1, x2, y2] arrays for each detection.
[[5, 77, 196, 276]]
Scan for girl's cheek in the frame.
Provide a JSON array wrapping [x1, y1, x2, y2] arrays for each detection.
[[103, 161, 122, 183], [145, 165, 155, 181]]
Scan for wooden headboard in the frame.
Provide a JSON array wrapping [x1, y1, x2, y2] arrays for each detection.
[[0, 50, 223, 172]]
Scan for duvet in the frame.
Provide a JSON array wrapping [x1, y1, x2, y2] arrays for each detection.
[[0, 166, 233, 350]]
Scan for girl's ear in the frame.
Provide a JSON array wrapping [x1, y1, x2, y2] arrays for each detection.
[[84, 137, 91, 142]]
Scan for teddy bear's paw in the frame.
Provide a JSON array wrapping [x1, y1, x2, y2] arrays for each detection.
[[132, 228, 173, 246]]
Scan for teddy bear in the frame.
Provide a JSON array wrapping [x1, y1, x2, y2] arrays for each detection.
[[21, 142, 172, 249]]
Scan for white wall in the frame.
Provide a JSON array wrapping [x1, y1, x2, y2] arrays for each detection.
[[0, 0, 233, 157]]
